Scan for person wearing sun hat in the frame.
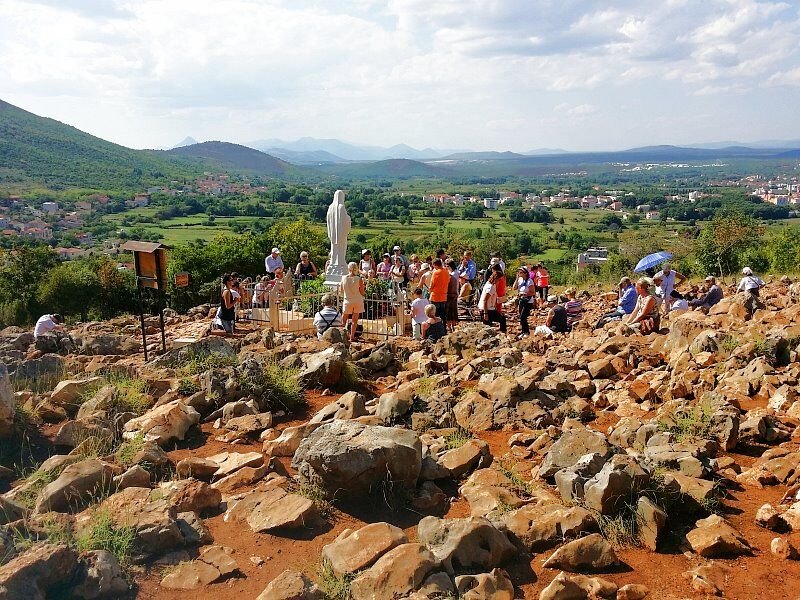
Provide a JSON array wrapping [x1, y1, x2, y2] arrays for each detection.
[[392, 245, 409, 268], [359, 249, 376, 279]]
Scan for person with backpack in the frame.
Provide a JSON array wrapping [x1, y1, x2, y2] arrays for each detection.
[[737, 266, 766, 319], [313, 293, 343, 339]]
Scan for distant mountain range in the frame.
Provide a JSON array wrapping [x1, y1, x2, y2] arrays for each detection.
[[3, 97, 800, 190], [172, 136, 198, 148]]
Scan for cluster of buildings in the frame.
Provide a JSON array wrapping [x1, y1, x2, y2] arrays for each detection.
[[146, 173, 269, 197], [753, 181, 800, 207]]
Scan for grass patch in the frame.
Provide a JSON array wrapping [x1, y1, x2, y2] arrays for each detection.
[[295, 479, 336, 520], [443, 428, 474, 450], [316, 560, 355, 600], [116, 434, 145, 467], [76, 510, 136, 564], [718, 335, 739, 357], [415, 376, 436, 398], [263, 362, 305, 410], [657, 400, 714, 444], [72, 434, 116, 460], [10, 364, 72, 395], [14, 468, 58, 510], [103, 374, 151, 416], [596, 510, 641, 549], [177, 377, 200, 396], [496, 459, 537, 498], [337, 362, 362, 392], [180, 350, 239, 375]]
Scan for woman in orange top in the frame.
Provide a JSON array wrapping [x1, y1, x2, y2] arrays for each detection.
[[534, 263, 550, 304], [429, 258, 450, 320]]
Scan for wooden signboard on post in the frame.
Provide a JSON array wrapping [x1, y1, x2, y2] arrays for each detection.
[[175, 272, 189, 288], [121, 241, 170, 360]]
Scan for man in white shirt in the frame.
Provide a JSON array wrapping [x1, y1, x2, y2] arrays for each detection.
[[409, 287, 430, 340], [265, 248, 284, 278], [659, 263, 686, 314], [34, 313, 62, 338], [737, 266, 765, 319]]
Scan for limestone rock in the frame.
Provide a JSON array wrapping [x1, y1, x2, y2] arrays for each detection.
[[636, 497, 666, 551], [0, 543, 78, 600], [263, 423, 322, 457], [617, 583, 650, 600], [34, 459, 116, 514], [538, 571, 617, 600], [224, 486, 320, 532], [322, 522, 408, 576], [682, 563, 727, 596], [160, 478, 222, 513], [292, 420, 422, 498], [49, 376, 103, 411], [113, 465, 151, 489], [176, 457, 219, 480], [70, 550, 128, 599], [686, 515, 752, 558], [771, 537, 799, 560], [501, 504, 596, 552], [309, 391, 367, 424], [542, 533, 619, 572], [539, 428, 610, 479], [455, 568, 514, 600], [296, 346, 349, 389], [98, 487, 184, 555], [439, 439, 492, 479], [349, 543, 437, 600], [122, 400, 200, 447], [206, 451, 264, 478], [417, 516, 516, 575], [161, 545, 238, 590], [256, 569, 324, 600], [755, 503, 782, 530], [583, 454, 648, 516]]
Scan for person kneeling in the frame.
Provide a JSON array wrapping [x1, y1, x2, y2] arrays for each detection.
[[535, 295, 569, 337]]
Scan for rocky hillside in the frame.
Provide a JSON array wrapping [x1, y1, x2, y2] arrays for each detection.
[[2, 282, 800, 599]]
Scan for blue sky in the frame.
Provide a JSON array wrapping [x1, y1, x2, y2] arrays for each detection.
[[1, 0, 798, 152]]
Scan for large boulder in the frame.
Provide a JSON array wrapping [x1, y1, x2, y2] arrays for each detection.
[[349, 543, 438, 600], [0, 543, 79, 600], [122, 400, 200, 447], [70, 550, 128, 599], [417, 516, 516, 575], [309, 391, 367, 424], [34, 459, 116, 514], [80, 334, 137, 356], [455, 569, 514, 600], [500, 504, 596, 552], [539, 428, 611, 479], [582, 454, 649, 515], [292, 421, 422, 498], [0, 363, 13, 438]]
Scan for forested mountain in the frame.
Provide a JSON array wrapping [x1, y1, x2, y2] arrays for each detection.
[[164, 141, 305, 177], [0, 99, 201, 190]]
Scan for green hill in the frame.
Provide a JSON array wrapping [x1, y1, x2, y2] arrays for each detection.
[[0, 98, 203, 191], [164, 141, 305, 178]]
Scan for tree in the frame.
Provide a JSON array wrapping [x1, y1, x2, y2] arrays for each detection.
[[38, 263, 99, 320], [0, 245, 59, 322], [267, 218, 328, 270], [769, 227, 800, 273], [694, 211, 764, 278]]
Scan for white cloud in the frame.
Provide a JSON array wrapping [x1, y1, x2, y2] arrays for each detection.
[[0, 0, 798, 151]]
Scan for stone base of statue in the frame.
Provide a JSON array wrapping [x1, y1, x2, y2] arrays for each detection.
[[324, 265, 346, 288]]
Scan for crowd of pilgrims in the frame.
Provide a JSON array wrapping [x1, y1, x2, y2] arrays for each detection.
[[210, 244, 763, 345]]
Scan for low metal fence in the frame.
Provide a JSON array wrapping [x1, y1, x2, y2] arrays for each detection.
[[233, 276, 411, 339]]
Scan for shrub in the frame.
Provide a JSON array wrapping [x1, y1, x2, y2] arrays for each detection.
[[177, 377, 200, 396], [116, 434, 146, 467], [658, 400, 714, 443], [316, 561, 354, 600], [444, 428, 473, 450], [181, 350, 239, 375], [76, 510, 136, 564]]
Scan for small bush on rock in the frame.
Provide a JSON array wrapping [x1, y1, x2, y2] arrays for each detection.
[[77, 510, 136, 564]]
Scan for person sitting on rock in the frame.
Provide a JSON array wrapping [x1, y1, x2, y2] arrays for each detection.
[[689, 276, 723, 310], [410, 287, 430, 340], [421, 302, 447, 342], [313, 293, 342, 339], [534, 295, 569, 337], [211, 274, 238, 336], [737, 266, 765, 319], [594, 277, 637, 329], [623, 277, 660, 334]]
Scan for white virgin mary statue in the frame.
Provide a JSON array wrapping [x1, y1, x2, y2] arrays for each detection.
[[325, 189, 351, 285]]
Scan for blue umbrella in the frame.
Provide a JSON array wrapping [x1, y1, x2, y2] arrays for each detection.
[[634, 251, 672, 273]]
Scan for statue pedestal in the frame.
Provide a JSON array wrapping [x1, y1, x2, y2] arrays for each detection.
[[324, 265, 347, 288]]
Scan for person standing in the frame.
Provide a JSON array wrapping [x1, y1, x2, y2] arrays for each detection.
[[658, 263, 686, 314], [478, 270, 507, 333], [341, 262, 365, 342], [265, 248, 284, 279], [534, 263, 550, 304], [376, 253, 393, 280], [392, 245, 409, 268], [295, 251, 318, 280], [211, 275, 237, 336], [515, 267, 535, 337], [391, 256, 407, 288], [429, 259, 450, 320], [359, 249, 376, 279], [446, 260, 459, 331], [458, 251, 477, 289]]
